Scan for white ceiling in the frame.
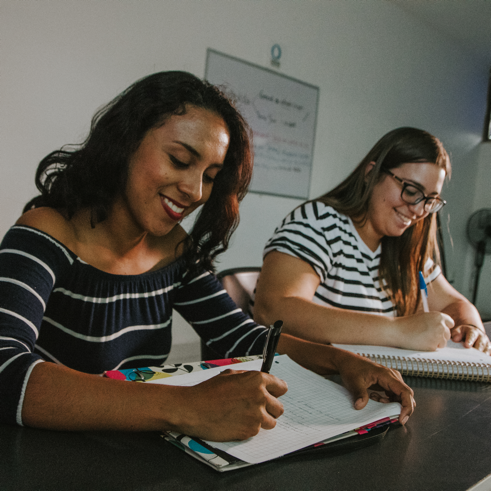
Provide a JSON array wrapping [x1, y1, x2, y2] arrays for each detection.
[[387, 0, 491, 66]]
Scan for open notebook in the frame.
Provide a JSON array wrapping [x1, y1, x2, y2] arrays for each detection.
[[146, 355, 401, 471], [332, 341, 491, 382]]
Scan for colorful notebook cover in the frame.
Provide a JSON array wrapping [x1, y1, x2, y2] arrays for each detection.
[[104, 355, 260, 382]]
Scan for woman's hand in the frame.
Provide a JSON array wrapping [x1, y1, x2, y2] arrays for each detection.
[[171, 369, 288, 442], [396, 312, 454, 351], [276, 333, 415, 425], [451, 325, 491, 354], [334, 350, 416, 425]]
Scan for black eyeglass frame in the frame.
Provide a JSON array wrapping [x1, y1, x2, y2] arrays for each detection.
[[383, 169, 446, 214]]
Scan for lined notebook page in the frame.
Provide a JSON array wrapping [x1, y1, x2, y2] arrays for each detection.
[[149, 355, 401, 464]]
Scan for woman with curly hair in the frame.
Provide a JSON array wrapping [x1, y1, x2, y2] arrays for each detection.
[[0, 73, 414, 438]]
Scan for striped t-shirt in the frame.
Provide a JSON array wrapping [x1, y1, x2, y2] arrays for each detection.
[[263, 202, 440, 315], [0, 225, 267, 426]]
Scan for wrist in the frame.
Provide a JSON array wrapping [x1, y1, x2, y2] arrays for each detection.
[[156, 385, 194, 433], [277, 333, 338, 375], [386, 316, 406, 348], [459, 323, 485, 332], [326, 345, 366, 375], [136, 384, 193, 433]]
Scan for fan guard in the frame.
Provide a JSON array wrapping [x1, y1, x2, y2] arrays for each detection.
[[466, 208, 491, 305]]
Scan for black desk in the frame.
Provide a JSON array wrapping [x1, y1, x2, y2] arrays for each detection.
[[1, 376, 491, 491]]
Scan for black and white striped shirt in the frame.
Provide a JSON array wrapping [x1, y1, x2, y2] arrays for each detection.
[[0, 225, 267, 426], [263, 202, 440, 315]]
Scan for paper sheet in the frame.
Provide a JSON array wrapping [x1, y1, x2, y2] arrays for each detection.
[[149, 355, 401, 464]]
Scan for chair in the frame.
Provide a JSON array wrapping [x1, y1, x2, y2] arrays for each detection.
[[200, 267, 261, 361]]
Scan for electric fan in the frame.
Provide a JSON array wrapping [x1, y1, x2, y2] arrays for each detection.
[[466, 208, 491, 304]]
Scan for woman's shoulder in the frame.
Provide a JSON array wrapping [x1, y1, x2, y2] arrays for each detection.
[[268, 203, 349, 248], [287, 201, 348, 226], [15, 207, 76, 248]]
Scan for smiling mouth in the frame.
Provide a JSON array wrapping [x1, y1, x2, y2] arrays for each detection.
[[395, 210, 412, 226], [161, 196, 186, 221]]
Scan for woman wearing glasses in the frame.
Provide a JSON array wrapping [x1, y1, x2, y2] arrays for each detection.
[[254, 127, 490, 353]]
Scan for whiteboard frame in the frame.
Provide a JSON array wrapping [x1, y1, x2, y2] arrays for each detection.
[[205, 49, 319, 200]]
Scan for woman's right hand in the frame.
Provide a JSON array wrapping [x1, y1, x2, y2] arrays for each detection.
[[396, 312, 454, 350], [170, 370, 288, 442]]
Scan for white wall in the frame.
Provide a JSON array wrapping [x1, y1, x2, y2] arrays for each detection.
[[1, 0, 489, 348]]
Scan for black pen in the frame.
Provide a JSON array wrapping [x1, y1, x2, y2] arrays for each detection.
[[261, 320, 283, 373]]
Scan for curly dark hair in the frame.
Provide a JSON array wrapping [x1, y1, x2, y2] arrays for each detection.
[[24, 71, 253, 272]]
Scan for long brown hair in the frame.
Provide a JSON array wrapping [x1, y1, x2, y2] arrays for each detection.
[[24, 71, 253, 273], [317, 127, 451, 315]]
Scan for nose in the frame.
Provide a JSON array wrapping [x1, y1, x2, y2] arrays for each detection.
[[407, 200, 428, 218], [177, 170, 203, 203]]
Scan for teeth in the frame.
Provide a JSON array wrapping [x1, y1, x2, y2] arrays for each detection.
[[396, 211, 411, 225], [164, 198, 184, 214]]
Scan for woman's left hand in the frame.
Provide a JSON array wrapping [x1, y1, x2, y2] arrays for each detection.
[[277, 334, 415, 425], [451, 325, 491, 354], [334, 349, 415, 425]]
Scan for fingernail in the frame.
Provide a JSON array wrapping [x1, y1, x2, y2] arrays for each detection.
[[401, 416, 409, 425]]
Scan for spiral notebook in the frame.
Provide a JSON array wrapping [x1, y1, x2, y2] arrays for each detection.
[[332, 341, 491, 382]]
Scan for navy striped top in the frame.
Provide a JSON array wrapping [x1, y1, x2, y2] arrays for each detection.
[[0, 225, 267, 426]]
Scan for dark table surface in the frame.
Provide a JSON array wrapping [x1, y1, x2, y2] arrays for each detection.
[[1, 375, 491, 491]]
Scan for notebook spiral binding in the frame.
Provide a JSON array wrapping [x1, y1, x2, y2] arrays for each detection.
[[360, 354, 491, 382]]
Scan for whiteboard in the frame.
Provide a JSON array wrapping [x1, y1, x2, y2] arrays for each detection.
[[205, 49, 319, 199]]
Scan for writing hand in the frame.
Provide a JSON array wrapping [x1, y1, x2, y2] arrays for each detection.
[[451, 325, 491, 355], [397, 312, 454, 350], [172, 370, 288, 442]]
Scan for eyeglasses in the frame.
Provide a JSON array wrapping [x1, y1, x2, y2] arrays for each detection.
[[384, 169, 446, 214]]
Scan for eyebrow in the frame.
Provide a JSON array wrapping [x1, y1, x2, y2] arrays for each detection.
[[174, 140, 201, 158], [173, 140, 225, 169], [401, 176, 440, 196], [404, 177, 425, 190]]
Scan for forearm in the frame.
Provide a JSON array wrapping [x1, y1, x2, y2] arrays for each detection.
[[21, 361, 289, 442], [256, 295, 398, 346], [277, 333, 356, 375], [441, 299, 484, 331], [22, 362, 184, 432]]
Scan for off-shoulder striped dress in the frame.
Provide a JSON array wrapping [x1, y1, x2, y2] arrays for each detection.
[[0, 225, 267, 425]]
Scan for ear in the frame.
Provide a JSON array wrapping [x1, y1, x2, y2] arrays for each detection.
[[365, 161, 376, 179]]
